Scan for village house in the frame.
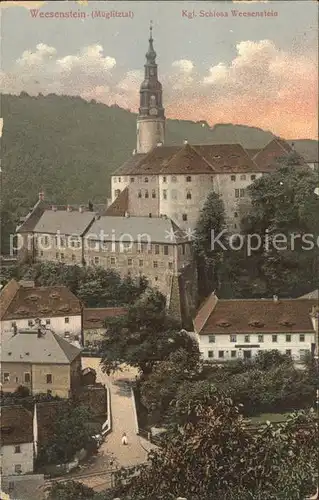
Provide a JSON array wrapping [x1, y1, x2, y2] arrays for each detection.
[[1, 328, 82, 398], [0, 279, 82, 344], [0, 405, 34, 476], [83, 306, 128, 348], [194, 293, 317, 362]]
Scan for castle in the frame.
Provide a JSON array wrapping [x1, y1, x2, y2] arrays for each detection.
[[16, 26, 310, 324]]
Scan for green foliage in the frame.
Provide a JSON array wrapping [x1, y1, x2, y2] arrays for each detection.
[[110, 395, 318, 500], [2, 262, 148, 307], [37, 403, 94, 465], [194, 191, 227, 297], [14, 385, 31, 398], [48, 481, 95, 500], [100, 290, 200, 375]]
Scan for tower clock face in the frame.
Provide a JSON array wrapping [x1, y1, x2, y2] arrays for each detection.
[[149, 107, 158, 116]]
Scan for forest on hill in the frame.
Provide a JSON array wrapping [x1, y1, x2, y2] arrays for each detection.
[[0, 92, 316, 253]]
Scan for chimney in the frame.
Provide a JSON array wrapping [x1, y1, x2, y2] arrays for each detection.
[[67, 205, 72, 212], [51, 205, 57, 212], [273, 295, 278, 302], [39, 192, 44, 201]]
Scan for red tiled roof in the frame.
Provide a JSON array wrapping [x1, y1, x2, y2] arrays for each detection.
[[194, 297, 317, 335], [245, 148, 261, 159], [83, 307, 128, 329], [113, 143, 264, 176], [113, 153, 146, 175], [0, 279, 20, 320], [0, 405, 33, 445], [0, 280, 82, 320], [104, 187, 129, 216], [252, 138, 304, 171]]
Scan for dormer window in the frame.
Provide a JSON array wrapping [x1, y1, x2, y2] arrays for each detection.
[[248, 320, 265, 328]]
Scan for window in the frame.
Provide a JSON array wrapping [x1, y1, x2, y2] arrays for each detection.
[[164, 245, 169, 255], [163, 189, 167, 200], [168, 262, 173, 269], [71, 254, 76, 262], [3, 373, 10, 383], [299, 349, 309, 360], [182, 214, 188, 221], [272, 334, 278, 343], [144, 177, 149, 183], [28, 320, 33, 327], [231, 175, 236, 181], [139, 260, 143, 267], [46, 374, 52, 384], [145, 190, 149, 199], [235, 189, 239, 198], [286, 349, 292, 356], [110, 257, 116, 265], [118, 177, 121, 183], [44, 235, 49, 246], [14, 445, 21, 454], [154, 276, 158, 282], [128, 258, 133, 266], [186, 176, 192, 182], [24, 373, 31, 383], [155, 244, 160, 255], [240, 174, 246, 180], [60, 253, 65, 261], [153, 261, 158, 268], [46, 319, 50, 325], [171, 176, 177, 182], [244, 335, 250, 343], [208, 350, 214, 358], [258, 334, 264, 343], [299, 334, 305, 342], [152, 189, 156, 198], [234, 212, 238, 218], [240, 188, 246, 197], [130, 177, 135, 182], [218, 350, 224, 359], [114, 189, 121, 198], [230, 334, 237, 342], [286, 334, 291, 342], [40, 251, 44, 257], [209, 335, 215, 343], [231, 350, 237, 358], [138, 190, 142, 198], [162, 176, 167, 183], [56, 252, 59, 259], [251, 175, 256, 181], [186, 191, 192, 200], [15, 464, 22, 474], [11, 321, 17, 328], [171, 189, 178, 200]]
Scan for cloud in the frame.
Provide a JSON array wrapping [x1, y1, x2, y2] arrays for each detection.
[[0, 40, 317, 139]]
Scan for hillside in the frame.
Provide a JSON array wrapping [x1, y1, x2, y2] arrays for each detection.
[[0, 93, 316, 252]]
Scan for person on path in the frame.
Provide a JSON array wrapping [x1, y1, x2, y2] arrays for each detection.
[[121, 432, 128, 445]]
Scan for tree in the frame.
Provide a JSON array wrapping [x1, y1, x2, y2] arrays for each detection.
[[37, 403, 94, 464], [111, 392, 318, 500], [48, 481, 95, 500], [194, 191, 227, 297], [100, 290, 200, 375]]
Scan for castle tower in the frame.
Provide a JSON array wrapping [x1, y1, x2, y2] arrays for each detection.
[[136, 23, 165, 154]]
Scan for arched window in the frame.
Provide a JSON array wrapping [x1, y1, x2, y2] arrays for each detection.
[[240, 174, 246, 180], [186, 176, 192, 182], [138, 190, 142, 198], [144, 177, 149, 183], [186, 191, 192, 200], [145, 190, 149, 199], [150, 95, 156, 106], [152, 189, 156, 198]]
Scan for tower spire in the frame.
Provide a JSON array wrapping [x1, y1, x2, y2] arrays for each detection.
[[146, 20, 156, 63]]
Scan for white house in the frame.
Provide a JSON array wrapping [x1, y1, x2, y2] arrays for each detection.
[[0, 279, 82, 344], [194, 293, 317, 362], [0, 406, 34, 476]]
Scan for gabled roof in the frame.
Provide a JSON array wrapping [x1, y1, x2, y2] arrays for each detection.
[[113, 153, 147, 175], [83, 307, 128, 329], [16, 199, 48, 233], [288, 140, 319, 163], [104, 187, 129, 216], [88, 215, 187, 244], [0, 280, 82, 320], [32, 210, 95, 236], [299, 289, 319, 300], [1, 329, 82, 364], [0, 405, 33, 445], [194, 297, 317, 335], [112, 143, 264, 176], [253, 138, 298, 170]]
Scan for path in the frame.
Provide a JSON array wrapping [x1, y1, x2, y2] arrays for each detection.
[[68, 357, 155, 491]]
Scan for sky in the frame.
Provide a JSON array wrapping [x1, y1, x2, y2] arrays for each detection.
[[1, 1, 318, 139]]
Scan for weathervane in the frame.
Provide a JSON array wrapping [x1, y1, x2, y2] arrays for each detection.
[[150, 20, 153, 40]]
